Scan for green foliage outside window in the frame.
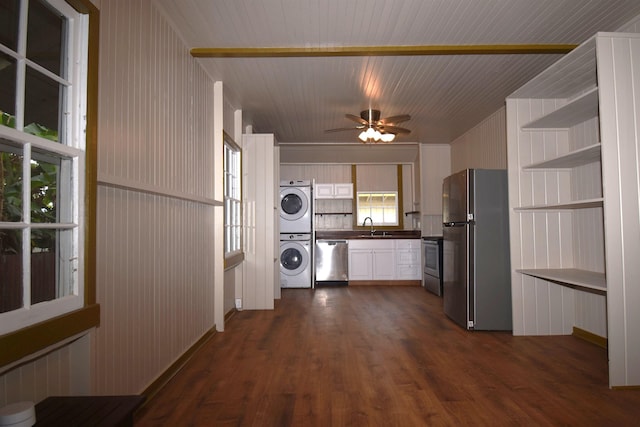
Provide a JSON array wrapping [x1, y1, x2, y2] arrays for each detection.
[[1, 111, 58, 254]]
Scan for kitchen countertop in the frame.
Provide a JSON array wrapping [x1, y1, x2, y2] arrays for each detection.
[[315, 230, 421, 240]]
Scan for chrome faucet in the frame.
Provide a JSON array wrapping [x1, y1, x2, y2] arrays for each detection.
[[362, 216, 375, 236]]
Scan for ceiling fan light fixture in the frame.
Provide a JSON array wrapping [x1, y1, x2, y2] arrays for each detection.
[[365, 127, 378, 139], [359, 129, 395, 143], [328, 109, 409, 143]]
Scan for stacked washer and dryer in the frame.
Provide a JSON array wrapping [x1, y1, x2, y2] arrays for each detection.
[[279, 180, 313, 288]]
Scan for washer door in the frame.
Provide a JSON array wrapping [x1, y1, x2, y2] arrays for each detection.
[[280, 242, 309, 276], [280, 187, 309, 221]]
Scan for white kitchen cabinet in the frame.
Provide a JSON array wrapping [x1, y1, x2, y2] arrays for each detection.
[[372, 249, 395, 280], [348, 239, 395, 281], [315, 183, 353, 199], [395, 240, 421, 280], [348, 239, 421, 281], [348, 250, 373, 280], [314, 184, 334, 199], [506, 32, 640, 387]]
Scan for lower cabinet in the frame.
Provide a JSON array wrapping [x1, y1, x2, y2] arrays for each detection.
[[348, 240, 395, 280], [348, 239, 420, 281], [395, 240, 422, 280], [348, 249, 374, 280]]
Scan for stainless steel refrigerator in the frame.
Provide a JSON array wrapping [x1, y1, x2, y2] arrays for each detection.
[[442, 169, 512, 330]]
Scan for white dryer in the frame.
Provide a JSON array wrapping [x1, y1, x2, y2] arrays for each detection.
[[280, 233, 312, 288], [280, 180, 312, 233]]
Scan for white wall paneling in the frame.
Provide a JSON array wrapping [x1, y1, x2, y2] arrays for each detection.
[[597, 34, 640, 387], [402, 164, 419, 230], [618, 13, 640, 32], [450, 107, 507, 173], [213, 82, 225, 331], [0, 335, 91, 406], [273, 146, 281, 300], [280, 164, 352, 183], [419, 144, 450, 236], [95, 187, 217, 394], [242, 134, 277, 310], [92, 0, 218, 394]]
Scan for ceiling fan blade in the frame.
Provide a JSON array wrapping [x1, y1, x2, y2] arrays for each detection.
[[345, 114, 368, 125], [379, 114, 411, 125], [324, 126, 365, 133], [378, 125, 411, 134]]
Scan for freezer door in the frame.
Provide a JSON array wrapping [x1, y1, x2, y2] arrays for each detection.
[[471, 169, 512, 330], [443, 223, 469, 329], [443, 170, 469, 224]]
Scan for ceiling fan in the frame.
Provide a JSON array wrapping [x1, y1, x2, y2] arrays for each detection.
[[325, 109, 411, 142]]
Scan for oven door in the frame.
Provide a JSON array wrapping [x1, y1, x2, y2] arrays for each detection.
[[423, 241, 440, 278], [423, 240, 442, 296]]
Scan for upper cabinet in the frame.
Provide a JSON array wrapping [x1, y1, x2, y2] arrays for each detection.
[[315, 183, 353, 199], [506, 33, 640, 388]]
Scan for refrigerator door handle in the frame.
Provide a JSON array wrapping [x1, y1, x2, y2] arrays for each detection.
[[443, 221, 471, 227]]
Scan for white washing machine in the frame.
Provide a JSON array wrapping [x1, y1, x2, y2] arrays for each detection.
[[280, 233, 312, 288], [280, 180, 312, 233]]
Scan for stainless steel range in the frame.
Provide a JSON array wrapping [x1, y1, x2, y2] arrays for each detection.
[[422, 236, 443, 296]]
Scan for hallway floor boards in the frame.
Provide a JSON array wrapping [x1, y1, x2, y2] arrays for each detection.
[[135, 286, 640, 426]]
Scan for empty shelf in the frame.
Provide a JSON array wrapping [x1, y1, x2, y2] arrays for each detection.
[[518, 268, 606, 293]]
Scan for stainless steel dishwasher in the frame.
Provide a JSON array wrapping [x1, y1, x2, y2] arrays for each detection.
[[315, 240, 349, 284]]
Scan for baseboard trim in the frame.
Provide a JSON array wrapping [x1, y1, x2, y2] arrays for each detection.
[[140, 326, 217, 404], [611, 385, 640, 390], [225, 307, 238, 323], [348, 280, 421, 286], [572, 326, 607, 349]]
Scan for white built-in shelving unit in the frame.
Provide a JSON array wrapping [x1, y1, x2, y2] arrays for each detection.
[[507, 32, 640, 388]]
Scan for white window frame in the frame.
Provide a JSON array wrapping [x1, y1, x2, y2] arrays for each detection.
[[356, 191, 399, 226], [223, 133, 241, 257], [0, 0, 88, 335]]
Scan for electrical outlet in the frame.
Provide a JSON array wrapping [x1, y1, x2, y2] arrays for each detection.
[[235, 298, 242, 310]]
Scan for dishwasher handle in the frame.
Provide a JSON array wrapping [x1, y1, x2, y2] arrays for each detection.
[[318, 240, 348, 245]]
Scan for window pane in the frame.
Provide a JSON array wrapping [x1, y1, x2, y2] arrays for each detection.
[[31, 227, 73, 304], [0, 0, 20, 51], [30, 155, 59, 224], [25, 66, 60, 141], [27, 0, 65, 76], [0, 229, 23, 313], [0, 53, 17, 122], [223, 138, 241, 255], [31, 230, 56, 304], [357, 191, 398, 226], [1, 143, 23, 222]]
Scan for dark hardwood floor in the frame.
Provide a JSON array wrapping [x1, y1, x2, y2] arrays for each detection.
[[135, 286, 640, 426]]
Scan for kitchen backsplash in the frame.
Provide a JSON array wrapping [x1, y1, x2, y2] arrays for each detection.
[[313, 199, 427, 231], [314, 199, 353, 230], [421, 214, 443, 236]]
